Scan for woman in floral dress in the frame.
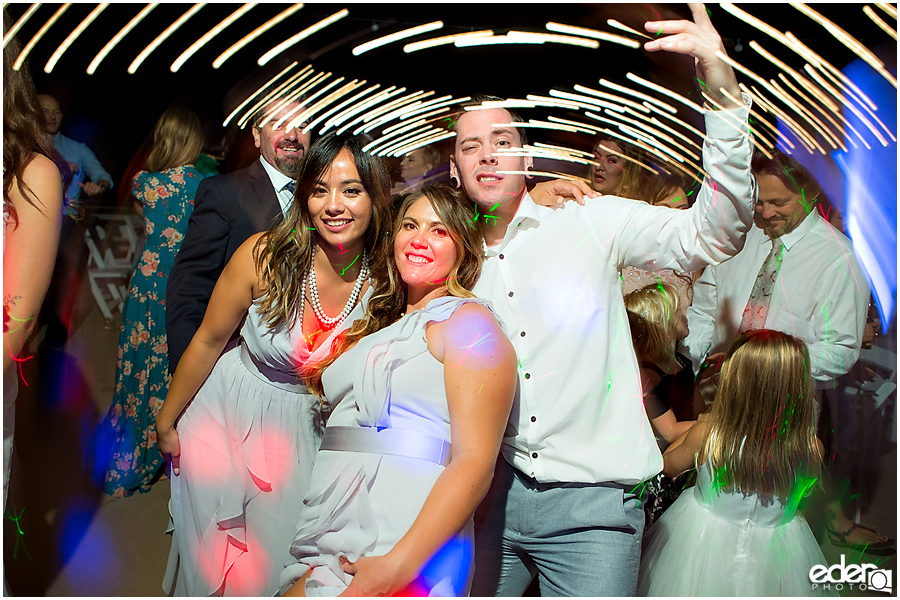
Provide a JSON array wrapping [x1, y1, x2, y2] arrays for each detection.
[[101, 107, 208, 497]]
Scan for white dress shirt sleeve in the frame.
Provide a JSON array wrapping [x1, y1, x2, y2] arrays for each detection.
[[602, 96, 757, 274], [809, 255, 869, 382]]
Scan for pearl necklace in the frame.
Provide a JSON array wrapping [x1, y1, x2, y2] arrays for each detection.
[[301, 243, 369, 330]]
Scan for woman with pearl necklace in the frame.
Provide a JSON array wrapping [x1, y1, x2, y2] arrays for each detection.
[[156, 132, 393, 597]]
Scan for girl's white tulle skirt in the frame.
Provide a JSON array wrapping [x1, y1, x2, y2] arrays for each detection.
[[637, 487, 835, 597]]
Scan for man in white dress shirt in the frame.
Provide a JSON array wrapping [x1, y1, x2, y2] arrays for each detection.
[[453, 5, 757, 596], [681, 149, 869, 387]]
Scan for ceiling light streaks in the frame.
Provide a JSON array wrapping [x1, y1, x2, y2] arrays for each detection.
[[213, 3, 303, 69], [44, 3, 107, 73], [88, 3, 157, 75], [14, 3, 70, 70]]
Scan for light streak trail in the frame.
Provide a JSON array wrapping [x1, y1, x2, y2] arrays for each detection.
[[746, 85, 818, 153], [715, 50, 827, 152], [88, 3, 156, 75], [390, 131, 457, 157], [4, 3, 40, 49], [606, 18, 652, 40], [222, 62, 300, 127], [545, 21, 641, 48], [14, 3, 69, 70], [128, 3, 204, 74], [547, 89, 628, 112], [791, 3, 896, 87], [642, 102, 708, 143], [171, 3, 254, 72], [785, 32, 877, 110], [45, 3, 107, 73], [863, 5, 897, 39], [700, 92, 774, 158], [533, 142, 595, 158], [748, 40, 839, 111], [765, 79, 844, 151], [213, 3, 303, 69], [404, 30, 493, 53], [379, 128, 445, 156], [776, 73, 860, 149], [875, 3, 897, 18], [285, 79, 366, 132], [353, 20, 443, 55], [278, 77, 351, 130], [604, 108, 702, 159], [584, 117, 710, 184], [718, 86, 795, 150], [805, 64, 895, 144], [574, 84, 652, 113], [305, 83, 381, 134], [258, 9, 348, 66], [236, 66, 314, 128], [621, 106, 703, 152], [257, 70, 329, 128], [625, 73, 705, 114], [599, 78, 677, 114], [720, 3, 822, 67]]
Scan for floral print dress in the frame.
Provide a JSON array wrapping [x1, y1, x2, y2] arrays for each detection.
[[102, 165, 207, 497]]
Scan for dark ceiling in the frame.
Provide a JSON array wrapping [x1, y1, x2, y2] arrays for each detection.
[[7, 3, 897, 188]]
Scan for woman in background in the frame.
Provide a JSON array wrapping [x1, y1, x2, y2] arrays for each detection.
[[391, 145, 442, 196], [102, 107, 208, 498]]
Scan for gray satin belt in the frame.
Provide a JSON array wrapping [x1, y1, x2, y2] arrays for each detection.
[[239, 342, 308, 393], [320, 426, 452, 467]]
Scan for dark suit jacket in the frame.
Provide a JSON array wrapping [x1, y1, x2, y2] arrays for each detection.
[[166, 159, 282, 372]]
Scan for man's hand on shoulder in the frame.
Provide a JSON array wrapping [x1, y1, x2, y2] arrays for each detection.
[[643, 3, 742, 109], [530, 178, 601, 208]]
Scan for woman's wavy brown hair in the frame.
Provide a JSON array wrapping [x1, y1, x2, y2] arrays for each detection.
[[306, 184, 484, 396], [254, 131, 393, 331], [3, 10, 72, 224], [701, 329, 822, 497], [146, 106, 204, 172]]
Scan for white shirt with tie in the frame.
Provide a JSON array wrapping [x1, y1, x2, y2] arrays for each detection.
[[681, 208, 869, 385], [259, 156, 295, 216]]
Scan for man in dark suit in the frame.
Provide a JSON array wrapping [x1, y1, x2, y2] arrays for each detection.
[[166, 100, 310, 372]]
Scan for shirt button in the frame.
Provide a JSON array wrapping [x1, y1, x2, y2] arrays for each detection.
[[520, 331, 526, 337], [508, 291, 514, 297], [532, 452, 538, 459], [530, 416, 536, 422], [499, 253, 505, 259], [524, 373, 531, 379]]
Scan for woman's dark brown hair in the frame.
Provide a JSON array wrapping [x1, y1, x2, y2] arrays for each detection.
[[3, 10, 71, 223]]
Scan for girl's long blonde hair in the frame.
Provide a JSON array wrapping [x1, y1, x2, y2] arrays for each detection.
[[305, 185, 483, 396], [702, 330, 822, 497]]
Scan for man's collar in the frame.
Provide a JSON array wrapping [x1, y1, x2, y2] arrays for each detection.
[[781, 207, 819, 250], [258, 156, 293, 191], [510, 191, 544, 227]]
